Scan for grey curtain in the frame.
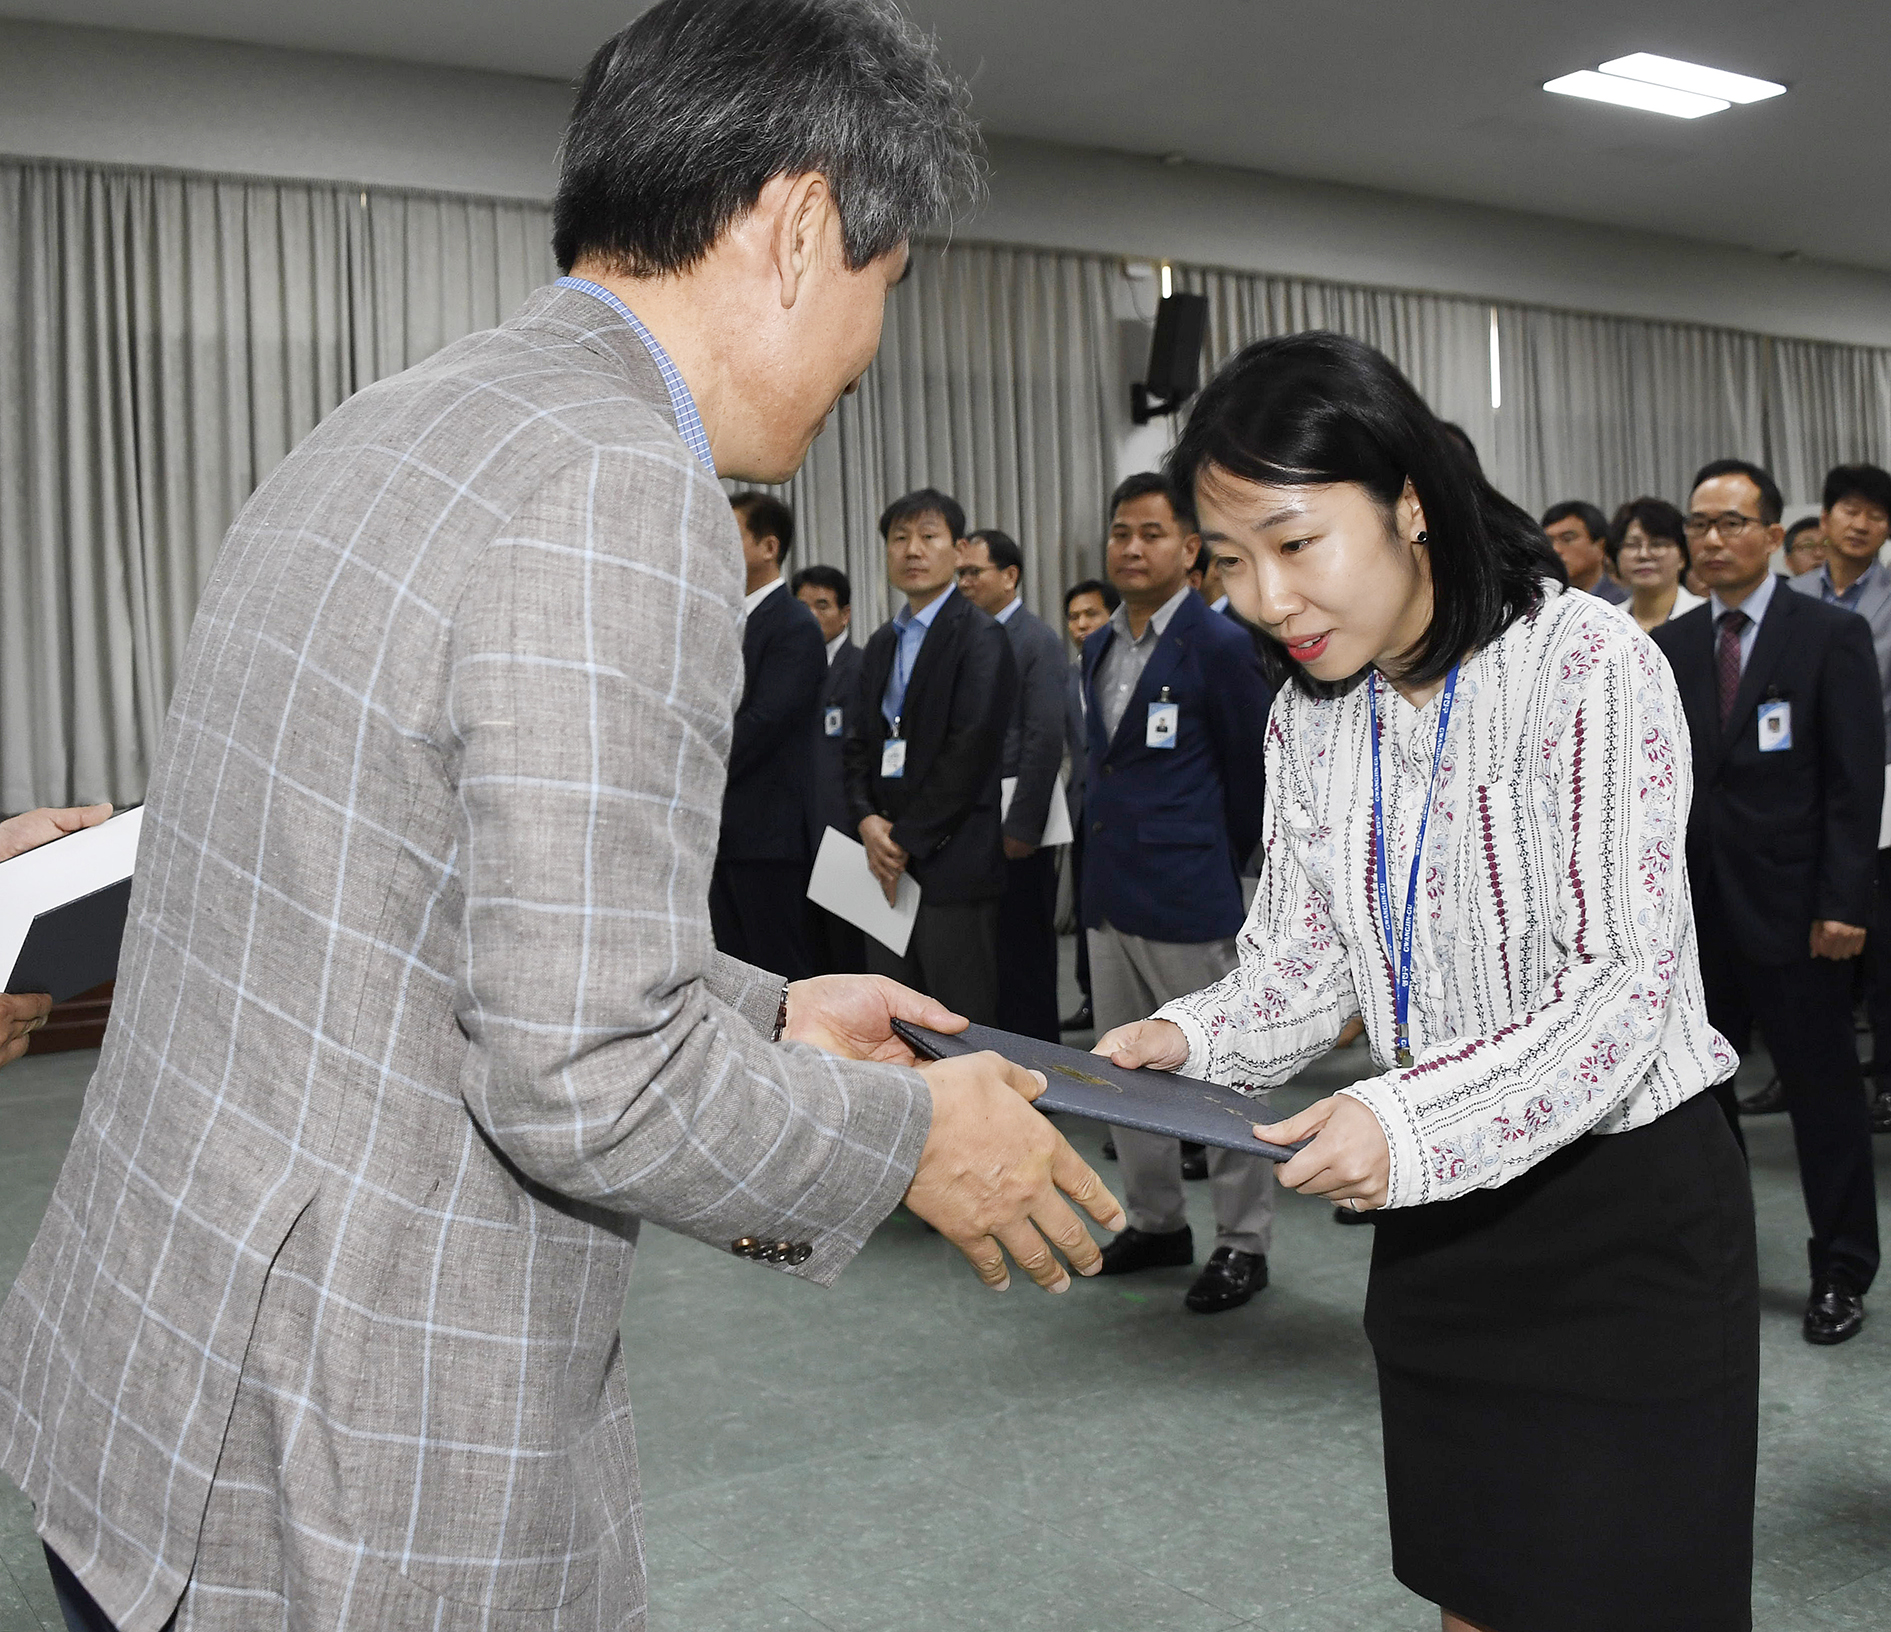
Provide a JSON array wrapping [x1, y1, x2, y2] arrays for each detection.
[[0, 159, 555, 811], [1766, 337, 1891, 510], [752, 240, 1119, 630], [1176, 263, 1787, 518], [7, 154, 1891, 812]]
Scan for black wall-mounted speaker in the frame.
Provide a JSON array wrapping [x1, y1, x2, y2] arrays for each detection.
[[1132, 291, 1208, 423]]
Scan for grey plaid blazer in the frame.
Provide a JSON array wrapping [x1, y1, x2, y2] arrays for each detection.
[[0, 284, 931, 1631]]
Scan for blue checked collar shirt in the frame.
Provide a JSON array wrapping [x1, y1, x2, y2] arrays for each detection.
[[882, 586, 956, 727], [1818, 558, 1884, 612], [555, 275, 716, 476]]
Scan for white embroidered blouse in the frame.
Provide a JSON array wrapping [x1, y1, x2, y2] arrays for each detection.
[[1157, 582, 1736, 1209]]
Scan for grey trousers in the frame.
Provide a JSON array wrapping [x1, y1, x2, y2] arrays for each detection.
[[1087, 922, 1275, 1256]]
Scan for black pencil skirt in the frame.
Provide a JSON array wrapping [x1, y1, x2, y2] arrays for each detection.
[[1365, 1091, 1759, 1632]]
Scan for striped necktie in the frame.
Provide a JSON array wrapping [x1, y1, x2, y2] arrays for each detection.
[[1716, 609, 1749, 727]]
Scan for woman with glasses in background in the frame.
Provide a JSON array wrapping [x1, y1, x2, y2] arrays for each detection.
[[1609, 497, 1705, 632]]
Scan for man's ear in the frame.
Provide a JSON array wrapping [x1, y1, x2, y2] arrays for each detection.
[[770, 172, 833, 311]]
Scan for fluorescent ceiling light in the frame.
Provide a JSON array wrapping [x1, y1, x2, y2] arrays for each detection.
[[1599, 53, 1786, 105], [1543, 70, 1728, 119]]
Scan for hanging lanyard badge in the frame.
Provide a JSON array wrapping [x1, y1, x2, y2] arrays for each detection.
[[1368, 663, 1460, 1068]]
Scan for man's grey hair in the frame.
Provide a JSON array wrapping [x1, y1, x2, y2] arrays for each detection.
[[553, 0, 983, 277]]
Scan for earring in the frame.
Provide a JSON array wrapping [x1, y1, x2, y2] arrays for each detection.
[[1416, 530, 1429, 543]]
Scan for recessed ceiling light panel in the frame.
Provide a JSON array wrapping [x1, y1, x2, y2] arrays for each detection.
[[1599, 53, 1786, 105], [1543, 70, 1729, 119]]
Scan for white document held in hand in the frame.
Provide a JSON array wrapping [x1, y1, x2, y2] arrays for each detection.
[[999, 771, 1074, 848], [0, 806, 144, 996], [806, 826, 921, 957]]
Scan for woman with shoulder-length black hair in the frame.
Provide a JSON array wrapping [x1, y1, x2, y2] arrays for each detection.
[[1097, 332, 1759, 1632]]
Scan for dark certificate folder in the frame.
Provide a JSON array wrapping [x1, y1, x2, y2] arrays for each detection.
[[1, 807, 142, 1004], [889, 1019, 1311, 1161]]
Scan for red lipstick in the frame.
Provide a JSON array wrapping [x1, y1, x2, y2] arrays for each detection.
[[1284, 633, 1330, 663]]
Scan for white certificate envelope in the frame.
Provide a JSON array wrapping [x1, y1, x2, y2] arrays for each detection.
[[0, 806, 144, 997], [999, 770, 1074, 848], [807, 826, 920, 957]]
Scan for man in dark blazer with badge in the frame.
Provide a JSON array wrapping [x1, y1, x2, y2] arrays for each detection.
[[1082, 472, 1275, 1313], [711, 492, 827, 980], [846, 488, 1016, 1023], [1652, 457, 1883, 1347]]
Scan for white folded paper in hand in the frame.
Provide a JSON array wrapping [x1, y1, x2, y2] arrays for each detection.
[[806, 826, 920, 957], [999, 771, 1074, 848], [0, 806, 144, 996]]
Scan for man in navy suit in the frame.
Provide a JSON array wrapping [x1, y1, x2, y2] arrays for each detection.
[[794, 563, 867, 975], [1083, 473, 1275, 1313], [1652, 458, 1882, 1347], [710, 493, 826, 980], [845, 489, 1015, 1022]]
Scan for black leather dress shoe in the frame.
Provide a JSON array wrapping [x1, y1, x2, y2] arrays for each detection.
[[1184, 1247, 1269, 1313], [1180, 1142, 1209, 1181], [1096, 1224, 1193, 1276], [1871, 1089, 1891, 1135], [1059, 1000, 1093, 1032], [1738, 1075, 1786, 1114], [1804, 1281, 1866, 1345]]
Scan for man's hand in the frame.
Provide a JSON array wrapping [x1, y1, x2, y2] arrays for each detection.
[[906, 1052, 1126, 1292], [1002, 836, 1037, 861], [782, 974, 966, 1066], [1, 992, 52, 1068], [0, 803, 112, 864], [1811, 920, 1867, 961], [1093, 1018, 1190, 1072], [1257, 1095, 1391, 1212], [858, 815, 909, 906]]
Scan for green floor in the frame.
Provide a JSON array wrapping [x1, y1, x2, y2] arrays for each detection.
[[3, 948, 1889, 1630]]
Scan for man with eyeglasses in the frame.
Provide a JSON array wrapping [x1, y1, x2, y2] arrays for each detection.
[[1652, 458, 1883, 1347], [1786, 465, 1891, 1137]]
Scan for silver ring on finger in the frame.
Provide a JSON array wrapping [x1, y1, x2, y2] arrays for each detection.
[[1347, 1197, 1361, 1213]]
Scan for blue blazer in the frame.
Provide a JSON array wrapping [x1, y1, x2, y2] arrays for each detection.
[[1080, 591, 1272, 943]]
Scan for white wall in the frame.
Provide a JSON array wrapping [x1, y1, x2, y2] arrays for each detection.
[[2, 19, 1890, 347]]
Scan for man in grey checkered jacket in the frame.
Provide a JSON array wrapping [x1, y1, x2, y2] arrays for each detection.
[[0, 5, 1123, 1628]]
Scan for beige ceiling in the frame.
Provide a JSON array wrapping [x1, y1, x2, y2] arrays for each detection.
[[4, 0, 1884, 269]]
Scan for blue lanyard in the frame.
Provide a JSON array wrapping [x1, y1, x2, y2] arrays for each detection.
[[1368, 662, 1460, 1068]]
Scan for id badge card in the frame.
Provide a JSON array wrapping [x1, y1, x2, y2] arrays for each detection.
[[1757, 699, 1792, 752], [824, 706, 844, 738], [881, 736, 908, 778], [1146, 700, 1179, 750]]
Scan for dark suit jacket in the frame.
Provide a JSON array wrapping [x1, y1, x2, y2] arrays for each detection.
[[999, 604, 1070, 846], [810, 638, 863, 847], [1064, 659, 1087, 838], [1080, 591, 1272, 943], [844, 588, 1016, 905], [1652, 579, 1884, 966], [717, 581, 827, 864]]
